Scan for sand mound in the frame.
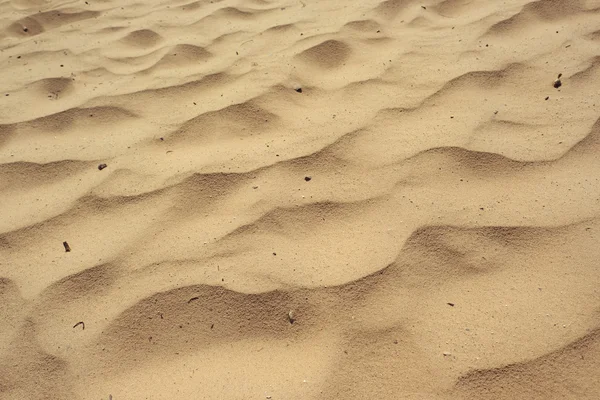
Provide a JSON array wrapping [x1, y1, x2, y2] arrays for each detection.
[[1, 0, 600, 399], [296, 40, 352, 69], [119, 29, 163, 47]]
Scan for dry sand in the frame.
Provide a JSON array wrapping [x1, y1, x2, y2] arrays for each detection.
[[1, 0, 600, 399]]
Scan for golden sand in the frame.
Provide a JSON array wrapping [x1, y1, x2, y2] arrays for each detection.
[[1, 0, 600, 398]]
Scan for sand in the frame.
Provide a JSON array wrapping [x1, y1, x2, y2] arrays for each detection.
[[1, 0, 600, 398]]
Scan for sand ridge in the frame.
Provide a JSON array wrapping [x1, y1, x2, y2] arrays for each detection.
[[1, 0, 600, 398]]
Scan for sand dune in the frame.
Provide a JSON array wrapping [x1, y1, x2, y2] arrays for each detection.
[[2, 0, 600, 398]]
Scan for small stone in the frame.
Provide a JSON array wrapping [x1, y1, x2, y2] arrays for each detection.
[[295, 87, 302, 93], [63, 241, 71, 252], [23, 27, 28, 32], [553, 73, 562, 89], [98, 163, 107, 170], [447, 302, 455, 307], [287, 310, 296, 324], [304, 176, 311, 182], [545, 96, 549, 100], [443, 351, 451, 357], [393, 339, 398, 344]]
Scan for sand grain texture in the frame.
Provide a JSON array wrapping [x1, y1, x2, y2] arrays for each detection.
[[1, 0, 600, 398]]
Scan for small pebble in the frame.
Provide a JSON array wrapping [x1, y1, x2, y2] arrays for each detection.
[[295, 87, 302, 93], [443, 351, 451, 357], [553, 73, 562, 89], [98, 163, 107, 170], [304, 176, 311, 182], [287, 310, 296, 324]]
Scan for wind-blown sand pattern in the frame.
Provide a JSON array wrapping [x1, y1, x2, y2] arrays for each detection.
[[1, 0, 600, 398]]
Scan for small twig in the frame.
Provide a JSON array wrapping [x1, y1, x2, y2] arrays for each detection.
[[73, 321, 85, 330]]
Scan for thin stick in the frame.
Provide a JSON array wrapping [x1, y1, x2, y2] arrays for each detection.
[[73, 321, 85, 330]]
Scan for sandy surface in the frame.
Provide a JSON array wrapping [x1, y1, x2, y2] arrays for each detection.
[[1, 0, 600, 399]]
